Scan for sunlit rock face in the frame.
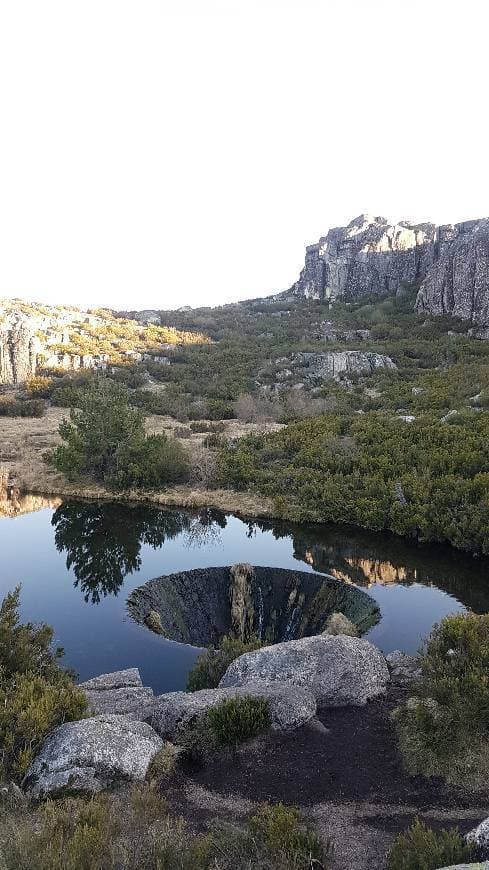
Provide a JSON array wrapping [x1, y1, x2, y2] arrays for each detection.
[[127, 563, 380, 647], [291, 214, 437, 301], [291, 214, 489, 327]]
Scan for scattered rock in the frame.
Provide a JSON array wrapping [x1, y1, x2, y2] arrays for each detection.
[[148, 681, 317, 740], [386, 650, 421, 685], [291, 350, 396, 382], [440, 409, 458, 423], [24, 714, 163, 798], [79, 668, 155, 718], [323, 612, 359, 637], [219, 634, 390, 707]]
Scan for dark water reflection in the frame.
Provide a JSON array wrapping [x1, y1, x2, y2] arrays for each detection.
[[1, 498, 489, 692]]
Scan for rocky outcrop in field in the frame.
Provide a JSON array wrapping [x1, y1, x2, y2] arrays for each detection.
[[290, 214, 489, 328]]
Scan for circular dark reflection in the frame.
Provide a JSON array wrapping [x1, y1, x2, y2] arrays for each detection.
[[127, 564, 380, 647]]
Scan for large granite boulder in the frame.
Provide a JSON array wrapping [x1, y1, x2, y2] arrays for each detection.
[[79, 668, 154, 718], [148, 681, 317, 740], [24, 714, 163, 797], [219, 634, 390, 706], [385, 650, 422, 685]]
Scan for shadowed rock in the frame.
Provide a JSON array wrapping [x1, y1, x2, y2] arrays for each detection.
[[79, 667, 155, 717], [148, 682, 317, 739]]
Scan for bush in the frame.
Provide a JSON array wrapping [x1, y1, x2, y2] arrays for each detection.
[[186, 635, 263, 690], [250, 803, 331, 870], [205, 696, 271, 746], [52, 378, 189, 490], [0, 587, 87, 780], [0, 788, 330, 870], [387, 819, 474, 870], [393, 612, 489, 789], [25, 375, 54, 398], [0, 397, 45, 417]]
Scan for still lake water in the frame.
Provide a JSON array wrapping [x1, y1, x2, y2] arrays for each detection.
[[1, 497, 489, 694]]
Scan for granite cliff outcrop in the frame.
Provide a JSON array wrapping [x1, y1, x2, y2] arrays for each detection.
[[290, 214, 489, 329]]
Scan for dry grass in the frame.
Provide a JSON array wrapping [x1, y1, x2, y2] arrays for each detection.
[[0, 408, 279, 519]]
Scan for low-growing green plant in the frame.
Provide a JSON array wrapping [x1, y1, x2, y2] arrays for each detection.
[[205, 695, 271, 747], [387, 818, 475, 870], [0, 787, 330, 870], [0, 587, 87, 780], [250, 802, 331, 869], [393, 612, 489, 789], [186, 635, 264, 691]]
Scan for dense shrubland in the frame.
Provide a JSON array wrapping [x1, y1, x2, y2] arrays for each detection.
[[387, 819, 475, 870], [394, 612, 489, 789]]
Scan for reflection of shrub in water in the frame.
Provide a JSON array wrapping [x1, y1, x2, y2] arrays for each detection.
[[51, 502, 203, 603]]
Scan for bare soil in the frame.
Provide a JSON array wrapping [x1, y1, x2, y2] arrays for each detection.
[[164, 687, 489, 870]]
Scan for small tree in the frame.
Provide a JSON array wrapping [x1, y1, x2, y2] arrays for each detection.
[[52, 378, 189, 489]]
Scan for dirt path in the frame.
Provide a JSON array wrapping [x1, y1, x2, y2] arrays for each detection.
[[165, 689, 489, 870]]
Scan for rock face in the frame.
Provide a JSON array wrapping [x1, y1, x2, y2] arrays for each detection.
[[219, 634, 390, 707], [79, 668, 155, 718], [127, 565, 380, 647], [385, 651, 422, 685], [24, 714, 163, 797], [292, 351, 396, 382], [290, 214, 489, 329], [0, 315, 40, 384], [291, 214, 436, 301], [149, 682, 317, 740]]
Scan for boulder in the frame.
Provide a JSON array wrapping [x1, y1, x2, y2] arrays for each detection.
[[79, 668, 154, 718], [386, 651, 422, 685], [219, 634, 390, 707], [466, 816, 489, 858], [148, 681, 317, 740], [436, 865, 489, 869], [24, 714, 163, 798]]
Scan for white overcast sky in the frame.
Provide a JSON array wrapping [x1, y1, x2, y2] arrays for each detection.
[[0, 0, 488, 310]]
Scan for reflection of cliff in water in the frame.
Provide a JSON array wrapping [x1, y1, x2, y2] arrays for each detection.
[[51, 501, 225, 604], [0, 468, 61, 517], [250, 519, 489, 616], [127, 563, 380, 647]]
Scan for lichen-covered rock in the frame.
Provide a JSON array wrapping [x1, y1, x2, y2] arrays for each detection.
[[466, 816, 489, 858], [79, 668, 143, 691], [220, 634, 390, 707], [79, 668, 155, 718], [292, 350, 396, 382], [385, 651, 421, 685], [24, 714, 163, 797], [148, 681, 317, 740]]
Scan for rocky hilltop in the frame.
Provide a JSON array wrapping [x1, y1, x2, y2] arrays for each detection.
[[0, 299, 207, 385], [290, 213, 489, 329]]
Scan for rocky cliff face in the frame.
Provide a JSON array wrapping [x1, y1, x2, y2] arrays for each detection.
[[0, 315, 41, 384], [290, 214, 489, 328]]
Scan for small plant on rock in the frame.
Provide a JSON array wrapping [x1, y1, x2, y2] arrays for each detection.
[[186, 634, 263, 691], [205, 695, 271, 747]]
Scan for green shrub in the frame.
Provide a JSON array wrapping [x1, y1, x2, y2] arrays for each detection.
[[0, 397, 45, 417], [186, 635, 263, 691], [0, 587, 87, 780], [204, 695, 270, 747], [393, 612, 489, 788], [0, 788, 329, 870], [387, 819, 474, 870], [249, 803, 331, 869], [52, 378, 189, 490]]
